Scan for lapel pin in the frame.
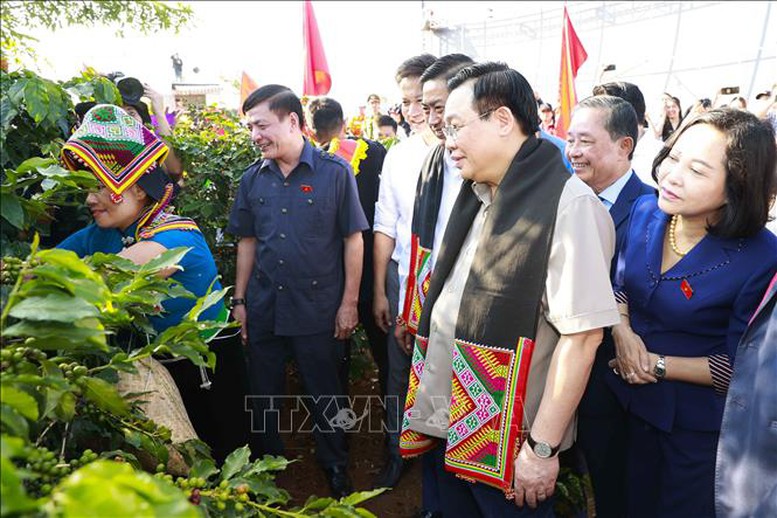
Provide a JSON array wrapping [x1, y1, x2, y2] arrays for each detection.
[[680, 278, 693, 300], [301, 184, 313, 193]]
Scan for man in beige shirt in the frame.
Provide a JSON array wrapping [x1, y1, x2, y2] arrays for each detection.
[[404, 62, 619, 516]]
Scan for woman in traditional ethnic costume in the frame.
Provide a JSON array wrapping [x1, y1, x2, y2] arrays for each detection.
[[57, 104, 249, 464], [606, 108, 777, 517]]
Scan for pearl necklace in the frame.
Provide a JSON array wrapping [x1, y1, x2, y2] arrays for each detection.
[[669, 214, 689, 256]]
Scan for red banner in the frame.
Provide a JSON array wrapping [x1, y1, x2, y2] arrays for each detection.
[[556, 6, 587, 138], [303, 0, 331, 96]]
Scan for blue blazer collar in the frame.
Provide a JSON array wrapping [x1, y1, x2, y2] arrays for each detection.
[[646, 209, 742, 281], [610, 172, 651, 229]]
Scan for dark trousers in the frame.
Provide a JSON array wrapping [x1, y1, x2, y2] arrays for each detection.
[[422, 447, 441, 513], [427, 442, 555, 518], [245, 327, 349, 468], [577, 337, 629, 518], [162, 330, 251, 465], [385, 259, 410, 455], [626, 414, 717, 518], [360, 297, 388, 397]]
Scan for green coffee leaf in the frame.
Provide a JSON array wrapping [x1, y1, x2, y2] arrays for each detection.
[[48, 460, 197, 517], [2, 320, 107, 351], [185, 283, 228, 321], [8, 293, 98, 322], [304, 496, 336, 511], [342, 489, 386, 507], [220, 444, 251, 481], [23, 77, 50, 124], [189, 458, 217, 481], [37, 248, 104, 280], [81, 376, 129, 417], [1, 192, 24, 229], [138, 247, 190, 276], [53, 391, 77, 422], [0, 406, 29, 438], [15, 156, 57, 174], [1, 443, 38, 516], [0, 385, 39, 421]]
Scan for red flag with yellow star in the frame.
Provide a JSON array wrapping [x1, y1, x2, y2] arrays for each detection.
[[303, 0, 331, 96], [556, 6, 587, 138]]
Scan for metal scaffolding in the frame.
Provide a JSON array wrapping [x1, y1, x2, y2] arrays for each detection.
[[424, 2, 722, 59]]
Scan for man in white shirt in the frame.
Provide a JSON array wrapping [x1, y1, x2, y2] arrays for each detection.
[[372, 53, 437, 489], [396, 53, 475, 345], [378, 53, 475, 508]]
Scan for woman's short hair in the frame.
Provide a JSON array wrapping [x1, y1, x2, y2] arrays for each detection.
[[651, 108, 777, 238]]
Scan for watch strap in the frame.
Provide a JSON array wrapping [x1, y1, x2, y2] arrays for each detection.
[[527, 433, 560, 458], [653, 354, 666, 379]]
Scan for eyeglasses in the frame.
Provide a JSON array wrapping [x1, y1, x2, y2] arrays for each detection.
[[442, 110, 495, 141]]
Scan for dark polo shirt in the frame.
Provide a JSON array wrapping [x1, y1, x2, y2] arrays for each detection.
[[228, 139, 368, 336]]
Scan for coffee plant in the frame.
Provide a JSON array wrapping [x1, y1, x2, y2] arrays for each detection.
[[0, 238, 382, 516]]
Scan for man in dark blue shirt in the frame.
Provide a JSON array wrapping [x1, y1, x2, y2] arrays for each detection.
[[227, 84, 368, 498]]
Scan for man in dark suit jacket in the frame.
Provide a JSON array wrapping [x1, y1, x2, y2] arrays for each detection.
[[567, 93, 655, 518]]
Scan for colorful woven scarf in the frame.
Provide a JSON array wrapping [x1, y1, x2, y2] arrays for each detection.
[[133, 183, 199, 241], [401, 143, 447, 335], [62, 104, 169, 197], [400, 137, 570, 495]]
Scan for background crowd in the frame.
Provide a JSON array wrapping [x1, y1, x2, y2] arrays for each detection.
[[49, 52, 777, 518]]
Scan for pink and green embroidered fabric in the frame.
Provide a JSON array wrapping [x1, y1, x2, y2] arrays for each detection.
[[400, 334, 535, 494], [399, 335, 436, 456], [444, 337, 534, 493], [61, 104, 168, 197], [402, 236, 432, 335]]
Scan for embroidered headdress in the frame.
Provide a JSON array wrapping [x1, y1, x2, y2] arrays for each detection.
[[62, 104, 197, 243], [62, 104, 169, 198]]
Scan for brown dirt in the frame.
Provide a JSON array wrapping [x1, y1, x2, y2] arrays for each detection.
[[272, 364, 422, 518]]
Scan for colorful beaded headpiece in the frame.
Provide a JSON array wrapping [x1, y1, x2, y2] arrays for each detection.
[[61, 104, 169, 199]]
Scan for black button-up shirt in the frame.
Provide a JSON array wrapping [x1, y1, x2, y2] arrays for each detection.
[[228, 140, 368, 335]]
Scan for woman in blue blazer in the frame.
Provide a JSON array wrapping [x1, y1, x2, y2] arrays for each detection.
[[605, 108, 777, 517]]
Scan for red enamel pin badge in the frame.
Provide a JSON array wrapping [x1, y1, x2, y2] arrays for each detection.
[[301, 184, 313, 193], [680, 279, 693, 300]]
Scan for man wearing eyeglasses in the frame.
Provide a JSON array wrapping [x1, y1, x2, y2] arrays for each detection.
[[403, 62, 619, 517]]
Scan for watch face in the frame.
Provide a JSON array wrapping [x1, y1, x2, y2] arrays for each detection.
[[654, 356, 666, 378], [534, 442, 553, 458]]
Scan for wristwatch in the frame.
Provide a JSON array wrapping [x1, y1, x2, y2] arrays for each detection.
[[527, 433, 560, 459], [653, 355, 666, 379], [229, 297, 246, 309]]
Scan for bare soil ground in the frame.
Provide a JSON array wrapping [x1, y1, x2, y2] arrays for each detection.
[[266, 355, 592, 517], [272, 364, 423, 518]]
